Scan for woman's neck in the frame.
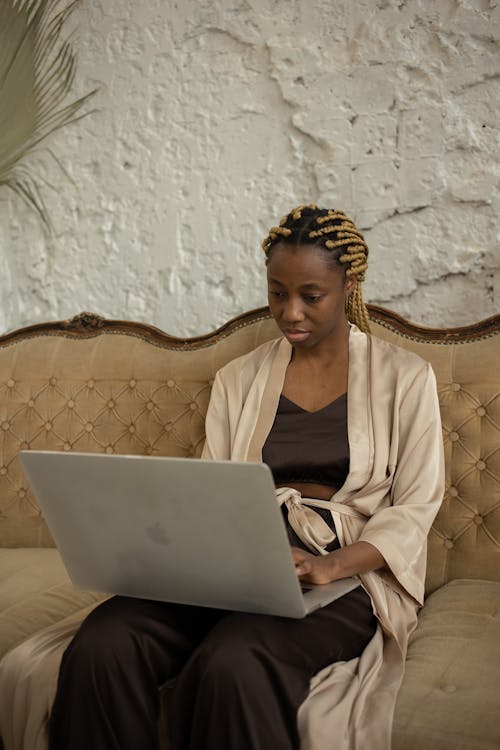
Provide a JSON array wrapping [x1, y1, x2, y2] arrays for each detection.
[[291, 321, 350, 369]]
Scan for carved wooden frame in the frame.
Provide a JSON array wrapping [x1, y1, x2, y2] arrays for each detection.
[[0, 306, 498, 350]]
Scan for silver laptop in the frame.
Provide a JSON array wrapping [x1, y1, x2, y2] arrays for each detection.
[[19, 451, 360, 619]]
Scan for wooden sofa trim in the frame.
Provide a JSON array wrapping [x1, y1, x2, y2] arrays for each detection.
[[1, 307, 499, 351]]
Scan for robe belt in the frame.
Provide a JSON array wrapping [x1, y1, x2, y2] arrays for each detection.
[[275, 486, 366, 556]]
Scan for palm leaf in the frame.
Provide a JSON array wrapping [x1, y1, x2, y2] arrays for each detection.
[[0, 0, 97, 228]]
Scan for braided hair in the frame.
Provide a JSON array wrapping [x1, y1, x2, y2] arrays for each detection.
[[262, 204, 370, 333]]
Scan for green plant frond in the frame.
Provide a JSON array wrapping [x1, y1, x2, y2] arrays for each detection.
[[0, 90, 97, 184], [6, 173, 52, 231], [20, 145, 76, 192], [0, 0, 96, 229], [0, 104, 98, 192], [43, 146, 73, 182]]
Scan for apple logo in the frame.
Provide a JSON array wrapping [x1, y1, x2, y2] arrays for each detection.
[[146, 521, 170, 546]]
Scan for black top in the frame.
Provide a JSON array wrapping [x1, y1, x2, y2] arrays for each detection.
[[262, 393, 350, 491]]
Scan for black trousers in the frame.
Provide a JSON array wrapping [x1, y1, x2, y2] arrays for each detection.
[[48, 588, 376, 750]]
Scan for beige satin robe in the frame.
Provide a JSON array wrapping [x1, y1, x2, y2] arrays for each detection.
[[0, 326, 444, 750], [202, 326, 445, 749]]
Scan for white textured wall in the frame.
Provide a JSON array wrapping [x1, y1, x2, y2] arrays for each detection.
[[0, 0, 498, 336]]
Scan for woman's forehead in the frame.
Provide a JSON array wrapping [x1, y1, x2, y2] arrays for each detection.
[[267, 243, 339, 269], [266, 244, 343, 285]]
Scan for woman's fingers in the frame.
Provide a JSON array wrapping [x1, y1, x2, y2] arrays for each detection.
[[295, 559, 312, 575], [291, 547, 312, 572], [291, 547, 331, 583]]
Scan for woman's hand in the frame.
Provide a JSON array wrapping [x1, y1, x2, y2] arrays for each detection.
[[292, 541, 386, 584], [291, 547, 339, 584]]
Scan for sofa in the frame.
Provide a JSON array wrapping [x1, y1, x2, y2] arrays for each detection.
[[0, 305, 499, 750]]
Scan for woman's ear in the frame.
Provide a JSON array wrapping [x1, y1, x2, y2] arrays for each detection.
[[344, 275, 357, 297]]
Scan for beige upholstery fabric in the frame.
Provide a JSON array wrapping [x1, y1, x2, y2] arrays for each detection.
[[0, 548, 106, 661], [0, 320, 280, 548], [0, 310, 498, 750], [369, 324, 500, 595], [1, 316, 498, 600], [393, 578, 500, 750]]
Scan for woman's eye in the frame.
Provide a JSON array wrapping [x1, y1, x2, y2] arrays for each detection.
[[269, 290, 285, 299], [304, 295, 322, 304]]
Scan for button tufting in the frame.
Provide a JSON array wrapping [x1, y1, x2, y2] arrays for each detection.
[[146, 446, 153, 455], [476, 406, 486, 417], [28, 399, 35, 408], [7, 378, 15, 388], [106, 446, 113, 454], [45, 422, 52, 431], [87, 379, 95, 389], [190, 403, 197, 411], [441, 684, 457, 693], [18, 488, 27, 498], [108, 400, 115, 409], [444, 539, 454, 550], [165, 422, 173, 432], [147, 402, 154, 411], [129, 425, 136, 434], [85, 422, 93, 432], [20, 442, 29, 450], [448, 486, 459, 497], [50, 377, 57, 386], [1, 421, 9, 431], [450, 383, 461, 392], [129, 379, 136, 388], [449, 432, 459, 442], [0, 466, 7, 476], [208, 379, 214, 386], [67, 400, 75, 409], [473, 514, 483, 525], [64, 443, 71, 451], [476, 460, 486, 471], [167, 380, 175, 388]]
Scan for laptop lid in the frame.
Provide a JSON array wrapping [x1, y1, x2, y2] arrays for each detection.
[[20, 451, 359, 618]]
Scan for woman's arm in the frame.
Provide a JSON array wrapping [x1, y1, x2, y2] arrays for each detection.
[[294, 361, 444, 592], [292, 541, 385, 585]]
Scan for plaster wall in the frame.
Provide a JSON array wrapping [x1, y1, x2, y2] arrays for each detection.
[[0, 0, 498, 336]]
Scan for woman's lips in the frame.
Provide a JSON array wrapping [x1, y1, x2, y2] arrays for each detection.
[[284, 329, 311, 343]]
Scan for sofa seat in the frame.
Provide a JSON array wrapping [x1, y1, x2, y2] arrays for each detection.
[[0, 309, 498, 749], [0, 549, 106, 661], [393, 578, 500, 750], [2, 556, 500, 749]]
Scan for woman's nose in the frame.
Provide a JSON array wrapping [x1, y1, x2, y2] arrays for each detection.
[[282, 298, 305, 322]]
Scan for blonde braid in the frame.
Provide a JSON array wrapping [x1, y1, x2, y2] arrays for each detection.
[[291, 203, 319, 221], [262, 205, 371, 333], [344, 279, 370, 332], [261, 225, 292, 253]]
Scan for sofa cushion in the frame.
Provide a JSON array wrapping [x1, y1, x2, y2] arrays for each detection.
[[393, 578, 500, 750], [0, 548, 106, 661]]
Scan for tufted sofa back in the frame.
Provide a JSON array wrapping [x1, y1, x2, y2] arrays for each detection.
[[0, 308, 498, 596]]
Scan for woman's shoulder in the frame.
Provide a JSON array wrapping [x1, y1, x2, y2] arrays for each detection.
[[369, 332, 427, 367], [215, 337, 283, 383], [367, 331, 436, 390]]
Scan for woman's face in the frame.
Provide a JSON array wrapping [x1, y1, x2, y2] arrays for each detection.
[[266, 243, 354, 350]]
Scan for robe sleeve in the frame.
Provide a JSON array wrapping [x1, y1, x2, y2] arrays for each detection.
[[201, 370, 232, 461], [357, 362, 445, 604]]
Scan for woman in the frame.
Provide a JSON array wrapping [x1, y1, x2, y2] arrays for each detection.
[[0, 205, 444, 750]]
